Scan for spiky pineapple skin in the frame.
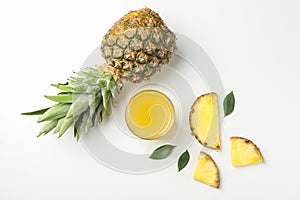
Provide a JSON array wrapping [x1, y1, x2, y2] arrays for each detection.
[[101, 7, 176, 83]]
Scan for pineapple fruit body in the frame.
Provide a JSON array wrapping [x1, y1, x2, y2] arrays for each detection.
[[101, 8, 176, 83]]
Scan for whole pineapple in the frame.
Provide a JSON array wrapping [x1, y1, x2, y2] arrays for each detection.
[[22, 8, 177, 141]]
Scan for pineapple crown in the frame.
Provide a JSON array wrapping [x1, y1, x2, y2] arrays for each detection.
[[22, 65, 122, 141]]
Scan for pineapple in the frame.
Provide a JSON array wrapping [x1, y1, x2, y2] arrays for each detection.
[[101, 7, 176, 83], [230, 136, 263, 167], [22, 8, 176, 141], [189, 93, 221, 150], [193, 151, 220, 188]]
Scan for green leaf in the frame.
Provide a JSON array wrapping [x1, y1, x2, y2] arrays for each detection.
[[59, 117, 74, 138], [111, 86, 118, 100], [223, 91, 235, 117], [96, 104, 104, 123], [79, 111, 89, 134], [51, 84, 73, 92], [37, 119, 58, 137], [44, 94, 73, 103], [178, 150, 190, 172], [74, 125, 80, 142], [53, 117, 65, 133], [21, 107, 51, 116], [149, 144, 176, 160], [101, 88, 109, 110], [65, 95, 88, 119], [37, 104, 71, 122], [73, 84, 88, 93], [84, 111, 94, 133]]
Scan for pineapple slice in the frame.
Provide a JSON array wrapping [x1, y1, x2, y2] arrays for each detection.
[[193, 151, 220, 188], [189, 93, 220, 150], [230, 137, 263, 167]]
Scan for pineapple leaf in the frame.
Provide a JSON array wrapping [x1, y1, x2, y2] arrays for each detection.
[[80, 111, 89, 134], [85, 113, 93, 133], [73, 84, 88, 93], [53, 117, 65, 133], [51, 84, 73, 92], [101, 88, 109, 110], [97, 79, 106, 87], [37, 119, 58, 137], [110, 86, 117, 100], [21, 107, 51, 116], [86, 86, 100, 94], [59, 117, 74, 138], [66, 95, 89, 119], [73, 119, 81, 142], [96, 104, 104, 123], [84, 77, 98, 85], [38, 104, 71, 123], [74, 126, 80, 142], [45, 94, 73, 103]]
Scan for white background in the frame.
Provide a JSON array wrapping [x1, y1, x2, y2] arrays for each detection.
[[1, 0, 300, 199]]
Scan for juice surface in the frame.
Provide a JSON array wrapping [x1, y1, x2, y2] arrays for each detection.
[[125, 90, 175, 139]]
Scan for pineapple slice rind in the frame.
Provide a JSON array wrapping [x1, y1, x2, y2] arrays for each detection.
[[193, 151, 220, 188], [230, 136, 263, 167]]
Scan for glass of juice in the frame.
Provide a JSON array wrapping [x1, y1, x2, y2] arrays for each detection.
[[125, 90, 175, 140]]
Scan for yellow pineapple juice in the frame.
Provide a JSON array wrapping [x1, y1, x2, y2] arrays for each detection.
[[125, 90, 175, 140]]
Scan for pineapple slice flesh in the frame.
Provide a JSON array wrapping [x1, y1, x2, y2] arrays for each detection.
[[189, 93, 220, 150], [193, 151, 220, 188], [230, 136, 263, 167]]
